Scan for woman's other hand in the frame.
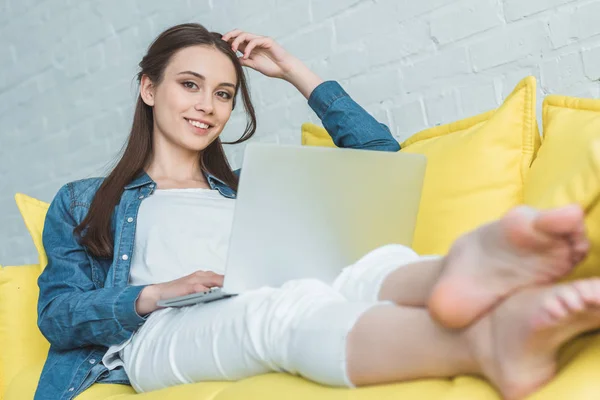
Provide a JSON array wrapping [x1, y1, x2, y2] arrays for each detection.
[[136, 271, 224, 315]]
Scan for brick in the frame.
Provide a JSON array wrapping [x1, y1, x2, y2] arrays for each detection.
[[286, 96, 314, 128], [469, 21, 550, 71], [548, 9, 574, 49], [401, 47, 471, 92], [395, 0, 456, 21], [424, 90, 460, 127], [549, 2, 600, 49], [257, 76, 297, 106], [541, 52, 586, 93], [389, 100, 428, 141], [244, 1, 311, 39], [311, 0, 362, 22], [362, 104, 391, 128], [91, 0, 142, 33], [343, 68, 402, 106], [430, 0, 503, 45], [572, 1, 600, 41], [325, 44, 370, 79], [135, 0, 190, 16], [583, 46, 600, 81], [457, 81, 499, 116], [504, 0, 576, 21], [281, 23, 334, 61], [334, 1, 399, 45], [219, 114, 250, 143], [68, 3, 113, 48], [85, 43, 105, 75], [0, 0, 10, 25], [212, 0, 275, 26], [365, 19, 434, 66]]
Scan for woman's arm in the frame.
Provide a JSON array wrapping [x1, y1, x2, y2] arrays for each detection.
[[222, 30, 400, 152], [37, 184, 148, 350]]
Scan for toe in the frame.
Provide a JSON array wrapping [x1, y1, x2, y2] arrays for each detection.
[[571, 231, 590, 264], [558, 286, 585, 312], [533, 205, 585, 236], [574, 280, 597, 304], [543, 293, 568, 320]]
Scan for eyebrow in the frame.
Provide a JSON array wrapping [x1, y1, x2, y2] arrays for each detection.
[[177, 70, 236, 89]]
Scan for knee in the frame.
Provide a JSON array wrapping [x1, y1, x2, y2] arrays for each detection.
[[333, 244, 420, 300]]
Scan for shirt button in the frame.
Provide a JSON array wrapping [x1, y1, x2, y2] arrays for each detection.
[[89, 359, 96, 364], [139, 195, 144, 199], [149, 184, 155, 189], [122, 254, 129, 261], [127, 217, 134, 223], [68, 387, 75, 392]]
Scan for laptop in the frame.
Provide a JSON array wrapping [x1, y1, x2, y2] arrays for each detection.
[[157, 143, 426, 308]]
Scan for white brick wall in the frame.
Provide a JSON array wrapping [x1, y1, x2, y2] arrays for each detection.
[[2, 0, 600, 265]]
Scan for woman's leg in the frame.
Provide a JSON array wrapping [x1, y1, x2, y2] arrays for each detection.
[[336, 205, 589, 327], [346, 278, 600, 400], [122, 278, 479, 392], [122, 280, 377, 392]]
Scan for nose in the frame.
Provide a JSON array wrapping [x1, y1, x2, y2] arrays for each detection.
[[194, 91, 214, 114]]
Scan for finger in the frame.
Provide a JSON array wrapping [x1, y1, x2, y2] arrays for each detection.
[[231, 33, 253, 52], [242, 37, 267, 59], [206, 274, 225, 287], [239, 57, 256, 69], [222, 29, 243, 42], [192, 283, 210, 293], [231, 33, 261, 52]]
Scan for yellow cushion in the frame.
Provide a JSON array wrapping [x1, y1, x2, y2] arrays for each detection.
[[0, 265, 50, 399], [301, 122, 337, 147], [524, 95, 600, 280], [14, 194, 50, 269], [303, 77, 540, 255], [401, 77, 539, 254]]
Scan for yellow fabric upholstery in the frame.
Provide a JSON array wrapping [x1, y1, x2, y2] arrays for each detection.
[[524, 95, 600, 281], [301, 122, 338, 148], [14, 194, 50, 269], [0, 265, 49, 398], [302, 77, 540, 255]]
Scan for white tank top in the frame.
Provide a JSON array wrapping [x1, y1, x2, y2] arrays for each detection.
[[128, 187, 235, 285], [102, 188, 235, 370]]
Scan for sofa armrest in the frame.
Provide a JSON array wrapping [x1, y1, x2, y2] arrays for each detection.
[[0, 264, 49, 400]]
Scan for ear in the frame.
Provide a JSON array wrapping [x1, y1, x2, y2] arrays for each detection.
[[140, 74, 155, 107]]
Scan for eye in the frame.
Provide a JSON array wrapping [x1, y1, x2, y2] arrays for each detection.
[[216, 91, 232, 100], [182, 81, 198, 90]]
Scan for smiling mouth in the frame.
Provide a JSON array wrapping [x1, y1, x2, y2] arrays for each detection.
[[185, 118, 212, 129]]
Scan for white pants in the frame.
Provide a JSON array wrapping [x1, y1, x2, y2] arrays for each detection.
[[122, 244, 427, 393]]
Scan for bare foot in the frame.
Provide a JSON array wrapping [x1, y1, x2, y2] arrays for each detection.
[[428, 205, 588, 329], [469, 279, 600, 400]]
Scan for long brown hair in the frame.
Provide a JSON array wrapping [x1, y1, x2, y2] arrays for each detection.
[[75, 23, 257, 258]]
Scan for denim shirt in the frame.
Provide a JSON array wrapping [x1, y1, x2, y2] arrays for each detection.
[[34, 81, 400, 400]]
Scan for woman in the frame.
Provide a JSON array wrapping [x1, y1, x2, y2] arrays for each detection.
[[36, 23, 600, 400]]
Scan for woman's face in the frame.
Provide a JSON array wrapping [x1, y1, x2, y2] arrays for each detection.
[[141, 45, 237, 153]]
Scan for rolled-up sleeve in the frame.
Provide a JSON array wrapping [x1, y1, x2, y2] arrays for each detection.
[[308, 81, 400, 152]]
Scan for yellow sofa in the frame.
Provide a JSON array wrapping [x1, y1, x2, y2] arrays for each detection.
[[2, 77, 600, 399]]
